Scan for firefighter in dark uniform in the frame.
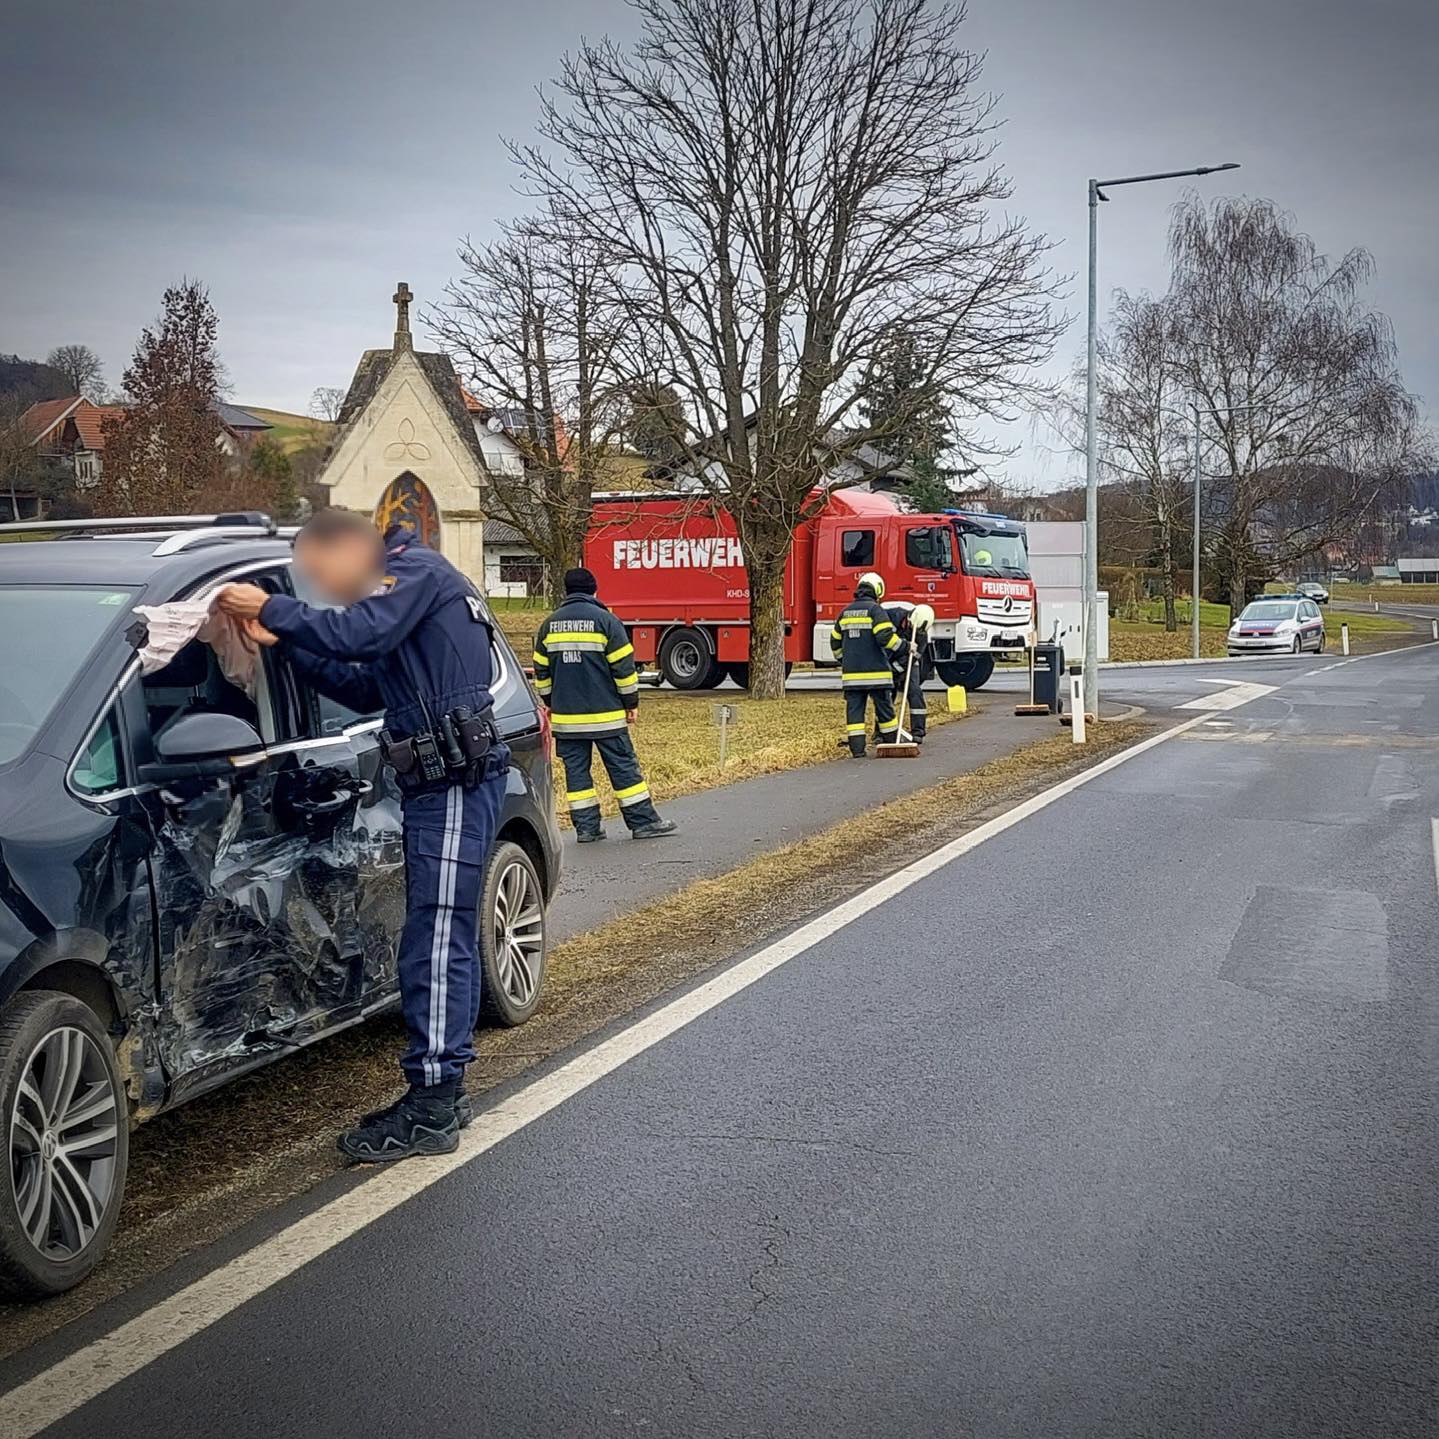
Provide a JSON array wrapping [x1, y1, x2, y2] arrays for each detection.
[[533, 567, 677, 842], [217, 508, 508, 1163], [829, 570, 909, 757], [883, 600, 931, 744]]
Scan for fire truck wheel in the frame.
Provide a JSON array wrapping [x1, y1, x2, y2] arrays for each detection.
[[658, 627, 718, 690], [724, 662, 793, 690], [936, 654, 995, 691]]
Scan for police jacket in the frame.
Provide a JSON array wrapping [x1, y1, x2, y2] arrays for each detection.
[[259, 526, 497, 742], [829, 583, 907, 689], [532, 593, 639, 735]]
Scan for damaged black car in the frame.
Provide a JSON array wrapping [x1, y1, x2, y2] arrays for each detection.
[[0, 515, 561, 1298]]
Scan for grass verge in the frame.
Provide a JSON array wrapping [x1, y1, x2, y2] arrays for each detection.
[[0, 716, 1150, 1352]]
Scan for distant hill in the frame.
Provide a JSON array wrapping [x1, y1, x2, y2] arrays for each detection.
[[244, 407, 333, 455], [1, 354, 69, 406]]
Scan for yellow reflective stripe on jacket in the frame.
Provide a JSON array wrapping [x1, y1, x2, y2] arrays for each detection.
[[531, 651, 550, 668], [873, 620, 895, 635], [881, 632, 903, 651], [607, 642, 634, 664], [543, 631, 608, 647], [842, 670, 893, 682], [839, 615, 873, 628], [550, 709, 627, 725]]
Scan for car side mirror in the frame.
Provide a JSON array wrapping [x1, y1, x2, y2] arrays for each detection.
[[138, 712, 268, 785]]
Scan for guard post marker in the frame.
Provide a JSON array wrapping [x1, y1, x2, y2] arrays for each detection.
[[1341, 623, 1350, 656], [1069, 668, 1086, 743]]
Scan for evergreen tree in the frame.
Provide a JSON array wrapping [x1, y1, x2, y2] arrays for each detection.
[[861, 336, 957, 510], [96, 280, 223, 515]]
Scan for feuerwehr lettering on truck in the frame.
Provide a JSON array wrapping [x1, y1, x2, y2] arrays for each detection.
[[612, 537, 745, 570]]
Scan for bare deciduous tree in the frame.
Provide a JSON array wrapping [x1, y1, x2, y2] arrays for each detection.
[[309, 386, 346, 423], [1166, 196, 1427, 613], [517, 0, 1060, 695], [1095, 293, 1191, 630], [45, 344, 105, 401], [428, 220, 627, 604]]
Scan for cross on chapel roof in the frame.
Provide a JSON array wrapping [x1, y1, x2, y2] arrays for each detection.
[[392, 281, 413, 352]]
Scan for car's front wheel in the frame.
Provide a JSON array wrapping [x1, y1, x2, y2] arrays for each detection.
[[481, 841, 547, 1027], [1291, 636, 1303, 654], [0, 992, 128, 1299]]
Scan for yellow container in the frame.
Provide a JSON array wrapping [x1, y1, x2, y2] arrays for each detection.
[[946, 684, 968, 713]]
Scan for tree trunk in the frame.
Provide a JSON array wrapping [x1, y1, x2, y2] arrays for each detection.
[[1157, 520, 1177, 632], [747, 555, 788, 700]]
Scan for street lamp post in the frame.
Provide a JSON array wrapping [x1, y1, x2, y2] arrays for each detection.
[[1083, 162, 1239, 721]]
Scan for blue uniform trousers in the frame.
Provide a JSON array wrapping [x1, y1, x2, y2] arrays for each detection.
[[398, 775, 504, 1087], [556, 731, 661, 835]]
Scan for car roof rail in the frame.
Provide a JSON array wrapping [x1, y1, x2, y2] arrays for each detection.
[[0, 511, 276, 541], [151, 523, 283, 555]]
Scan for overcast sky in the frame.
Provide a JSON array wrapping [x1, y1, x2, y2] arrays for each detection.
[[2, 0, 1434, 488]]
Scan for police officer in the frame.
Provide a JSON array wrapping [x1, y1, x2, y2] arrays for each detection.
[[533, 567, 676, 842], [829, 570, 909, 757], [216, 508, 508, 1163]]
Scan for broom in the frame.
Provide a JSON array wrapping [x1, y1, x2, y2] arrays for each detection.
[[876, 639, 921, 759]]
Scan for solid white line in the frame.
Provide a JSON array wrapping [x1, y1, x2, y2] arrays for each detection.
[[0, 711, 1204, 1436], [1177, 681, 1278, 712], [1431, 819, 1438, 900]]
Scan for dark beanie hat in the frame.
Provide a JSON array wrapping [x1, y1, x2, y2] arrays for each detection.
[[564, 566, 599, 595]]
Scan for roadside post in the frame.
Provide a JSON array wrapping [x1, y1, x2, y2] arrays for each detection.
[[1341, 623, 1350, 656], [1431, 619, 1437, 641], [711, 702, 737, 769], [1068, 665, 1086, 744]]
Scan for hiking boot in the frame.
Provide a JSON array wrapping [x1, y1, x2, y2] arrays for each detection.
[[630, 818, 678, 839], [338, 1086, 461, 1164], [576, 828, 606, 844], [355, 1087, 472, 1130]]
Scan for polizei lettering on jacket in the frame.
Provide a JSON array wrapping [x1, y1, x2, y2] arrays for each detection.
[[612, 537, 745, 570]]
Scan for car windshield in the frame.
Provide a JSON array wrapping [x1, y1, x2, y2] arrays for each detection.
[[953, 525, 1029, 578], [1239, 602, 1298, 622], [0, 585, 136, 764]]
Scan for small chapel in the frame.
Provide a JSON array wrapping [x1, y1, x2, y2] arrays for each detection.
[[315, 283, 527, 583]]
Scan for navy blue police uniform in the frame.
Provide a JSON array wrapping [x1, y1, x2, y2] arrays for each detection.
[[258, 526, 509, 1107]]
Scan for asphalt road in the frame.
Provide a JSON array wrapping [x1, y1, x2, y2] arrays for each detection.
[[6, 644, 1436, 1437]]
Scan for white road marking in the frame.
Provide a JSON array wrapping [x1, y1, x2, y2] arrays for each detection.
[[1431, 819, 1438, 899], [1177, 681, 1278, 712], [0, 714, 1211, 1437]]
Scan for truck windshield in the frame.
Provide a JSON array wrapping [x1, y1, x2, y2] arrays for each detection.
[[0, 586, 136, 765], [953, 526, 1029, 579]]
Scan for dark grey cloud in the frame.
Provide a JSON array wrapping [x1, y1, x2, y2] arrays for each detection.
[[2, 0, 1433, 484]]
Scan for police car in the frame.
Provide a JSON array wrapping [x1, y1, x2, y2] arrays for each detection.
[[1226, 596, 1327, 655], [0, 514, 560, 1297]]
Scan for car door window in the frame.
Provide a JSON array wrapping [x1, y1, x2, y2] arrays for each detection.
[[71, 706, 125, 795]]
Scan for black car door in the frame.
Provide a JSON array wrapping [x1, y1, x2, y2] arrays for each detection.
[[141, 564, 392, 1097]]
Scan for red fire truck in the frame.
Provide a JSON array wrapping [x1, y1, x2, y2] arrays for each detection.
[[582, 488, 1035, 690]]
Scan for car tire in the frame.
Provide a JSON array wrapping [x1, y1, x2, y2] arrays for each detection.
[[658, 627, 716, 690], [0, 991, 128, 1299], [1316, 633, 1325, 654], [936, 654, 995, 691], [480, 841, 547, 1027], [1291, 637, 1302, 654]]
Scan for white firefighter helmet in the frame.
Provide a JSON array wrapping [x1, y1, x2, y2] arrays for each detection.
[[858, 571, 885, 599], [911, 602, 936, 635]]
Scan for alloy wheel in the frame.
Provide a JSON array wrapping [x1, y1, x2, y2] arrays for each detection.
[[10, 1026, 120, 1262], [491, 859, 545, 1008]]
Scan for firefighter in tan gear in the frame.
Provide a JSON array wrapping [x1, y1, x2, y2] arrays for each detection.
[[533, 567, 677, 842], [829, 571, 909, 758]]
